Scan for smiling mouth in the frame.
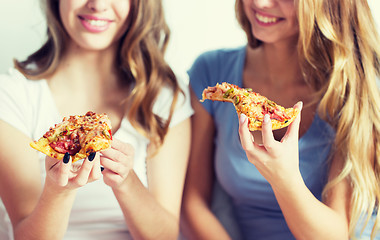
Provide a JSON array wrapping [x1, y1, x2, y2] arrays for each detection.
[[86, 19, 108, 27], [255, 13, 280, 24], [79, 16, 110, 27]]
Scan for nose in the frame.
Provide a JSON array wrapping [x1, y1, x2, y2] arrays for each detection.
[[253, 0, 276, 8], [86, 0, 108, 12]]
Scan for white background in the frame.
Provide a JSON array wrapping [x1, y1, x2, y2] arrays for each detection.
[[0, 0, 379, 75]]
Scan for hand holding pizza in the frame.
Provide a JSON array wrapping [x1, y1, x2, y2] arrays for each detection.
[[31, 111, 113, 189], [238, 102, 303, 189], [100, 139, 134, 189]]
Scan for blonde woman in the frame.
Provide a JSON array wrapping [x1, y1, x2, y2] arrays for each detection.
[[0, 0, 192, 239], [182, 0, 380, 239]]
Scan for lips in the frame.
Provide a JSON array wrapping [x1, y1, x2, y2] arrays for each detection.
[[78, 15, 113, 33]]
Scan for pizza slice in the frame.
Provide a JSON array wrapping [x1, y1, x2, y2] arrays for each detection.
[[30, 111, 112, 162], [201, 82, 300, 131]]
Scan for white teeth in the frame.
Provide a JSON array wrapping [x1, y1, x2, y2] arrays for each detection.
[[85, 19, 108, 27], [255, 13, 278, 24]]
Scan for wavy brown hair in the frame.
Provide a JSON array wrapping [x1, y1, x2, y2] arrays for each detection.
[[15, 0, 180, 147], [236, 0, 380, 239]]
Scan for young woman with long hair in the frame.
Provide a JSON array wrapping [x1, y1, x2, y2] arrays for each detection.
[[181, 0, 380, 239], [0, 0, 192, 239]]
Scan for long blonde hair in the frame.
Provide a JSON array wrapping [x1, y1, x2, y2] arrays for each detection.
[[236, 0, 380, 238], [14, 0, 180, 146]]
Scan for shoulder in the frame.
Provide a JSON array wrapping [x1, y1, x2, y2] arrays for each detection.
[[196, 46, 246, 61], [188, 46, 246, 105], [154, 72, 189, 107], [0, 68, 26, 88], [189, 46, 246, 74], [153, 72, 193, 126], [0, 68, 47, 111], [0, 68, 52, 138], [189, 46, 246, 81], [0, 68, 45, 93]]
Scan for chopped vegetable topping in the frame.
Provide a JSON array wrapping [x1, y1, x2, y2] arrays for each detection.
[[267, 100, 276, 107], [103, 129, 111, 140], [223, 88, 234, 98]]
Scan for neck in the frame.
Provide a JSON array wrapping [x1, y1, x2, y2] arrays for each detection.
[[59, 42, 119, 84], [47, 41, 125, 107], [246, 39, 302, 86]]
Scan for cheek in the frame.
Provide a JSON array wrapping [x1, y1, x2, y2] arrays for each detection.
[[282, 2, 297, 23], [59, 1, 68, 24], [241, 0, 255, 25], [116, 1, 131, 22], [287, 15, 299, 35], [242, 0, 251, 15], [59, 1, 78, 33], [113, 2, 132, 37], [282, 4, 299, 33]]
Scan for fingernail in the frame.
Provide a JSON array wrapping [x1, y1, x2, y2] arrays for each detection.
[[101, 167, 104, 172], [88, 152, 96, 161], [63, 152, 70, 164], [264, 114, 270, 123], [298, 101, 303, 109], [239, 114, 246, 124]]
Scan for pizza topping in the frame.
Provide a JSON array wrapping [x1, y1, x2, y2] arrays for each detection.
[[41, 111, 112, 156], [48, 128, 81, 155], [234, 96, 240, 104], [267, 100, 276, 107], [49, 135, 81, 155], [103, 129, 112, 140], [261, 100, 291, 122], [224, 88, 235, 98]]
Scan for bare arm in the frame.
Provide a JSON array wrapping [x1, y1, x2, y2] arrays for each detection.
[[101, 118, 191, 240], [181, 90, 232, 240], [272, 154, 350, 240], [0, 121, 102, 240]]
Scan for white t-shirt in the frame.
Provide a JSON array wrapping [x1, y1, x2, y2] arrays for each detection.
[[0, 68, 194, 240]]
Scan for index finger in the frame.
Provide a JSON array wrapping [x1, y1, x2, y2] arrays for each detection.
[[107, 138, 134, 155], [46, 155, 71, 187], [238, 114, 255, 152]]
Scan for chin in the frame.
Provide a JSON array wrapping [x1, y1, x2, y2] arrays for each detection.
[[252, 30, 296, 45], [76, 41, 115, 52], [251, 32, 275, 44]]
